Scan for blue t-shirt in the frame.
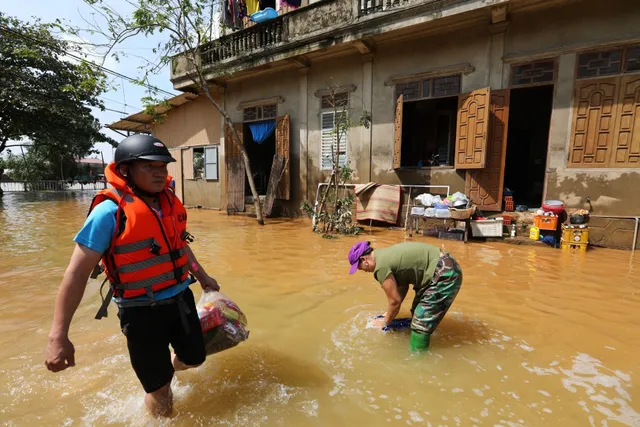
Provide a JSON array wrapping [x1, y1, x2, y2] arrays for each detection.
[[74, 200, 190, 301]]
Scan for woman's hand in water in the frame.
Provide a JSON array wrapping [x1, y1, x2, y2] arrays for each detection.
[[200, 274, 220, 292], [45, 335, 75, 372]]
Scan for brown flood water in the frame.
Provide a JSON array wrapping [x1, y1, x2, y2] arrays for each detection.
[[1, 192, 639, 426]]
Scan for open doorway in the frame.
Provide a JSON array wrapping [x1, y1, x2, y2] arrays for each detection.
[[244, 120, 276, 196], [504, 85, 554, 208], [401, 97, 457, 167]]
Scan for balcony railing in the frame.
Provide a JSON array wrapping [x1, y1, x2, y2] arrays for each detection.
[[170, 0, 463, 84], [359, 0, 437, 16], [201, 16, 289, 66]]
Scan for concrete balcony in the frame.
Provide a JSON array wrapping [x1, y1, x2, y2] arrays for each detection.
[[201, 16, 289, 66], [170, 0, 510, 90]]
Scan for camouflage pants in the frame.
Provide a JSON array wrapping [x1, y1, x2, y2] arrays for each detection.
[[410, 252, 463, 335]]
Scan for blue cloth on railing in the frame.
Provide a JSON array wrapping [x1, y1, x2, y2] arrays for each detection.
[[375, 315, 412, 331], [248, 119, 276, 144], [251, 7, 278, 23]]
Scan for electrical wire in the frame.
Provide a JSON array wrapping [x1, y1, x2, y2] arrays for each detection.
[[0, 25, 178, 98]]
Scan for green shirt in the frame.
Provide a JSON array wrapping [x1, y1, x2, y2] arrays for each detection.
[[373, 242, 441, 293]]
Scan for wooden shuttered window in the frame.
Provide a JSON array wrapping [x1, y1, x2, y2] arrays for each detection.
[[224, 123, 245, 212], [321, 111, 348, 171], [568, 75, 640, 168], [454, 87, 490, 169], [465, 90, 510, 211], [275, 115, 291, 200]]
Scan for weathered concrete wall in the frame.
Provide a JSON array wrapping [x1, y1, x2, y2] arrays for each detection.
[[226, 70, 302, 212], [171, 0, 496, 86], [153, 95, 222, 149], [307, 54, 365, 202], [588, 216, 640, 250], [183, 180, 223, 209], [369, 25, 490, 193], [237, 25, 492, 207], [153, 95, 223, 209], [505, 0, 640, 57], [212, 0, 640, 242], [506, 0, 640, 218], [547, 171, 640, 217], [288, 0, 353, 40]]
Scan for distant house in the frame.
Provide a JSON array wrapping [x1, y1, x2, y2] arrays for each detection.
[[77, 158, 106, 177], [107, 93, 226, 210]]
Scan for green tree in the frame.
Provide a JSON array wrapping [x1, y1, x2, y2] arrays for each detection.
[[1, 142, 100, 182], [75, 0, 266, 224], [1, 149, 55, 181], [0, 13, 115, 193]]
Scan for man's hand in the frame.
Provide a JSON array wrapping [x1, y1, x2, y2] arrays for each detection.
[[186, 246, 219, 292], [371, 316, 387, 328], [200, 275, 220, 292], [45, 243, 101, 374], [45, 335, 76, 373]]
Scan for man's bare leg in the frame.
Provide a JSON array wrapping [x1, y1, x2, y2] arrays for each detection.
[[145, 381, 173, 417], [172, 354, 201, 372]]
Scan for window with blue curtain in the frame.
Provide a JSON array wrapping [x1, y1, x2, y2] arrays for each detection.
[[248, 119, 276, 144]]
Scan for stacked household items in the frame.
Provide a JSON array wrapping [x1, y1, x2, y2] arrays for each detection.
[[526, 200, 590, 251], [561, 209, 590, 252], [528, 200, 564, 243], [412, 192, 474, 218], [411, 192, 477, 241]]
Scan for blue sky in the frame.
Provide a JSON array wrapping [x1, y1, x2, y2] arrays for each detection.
[[3, 0, 181, 162]]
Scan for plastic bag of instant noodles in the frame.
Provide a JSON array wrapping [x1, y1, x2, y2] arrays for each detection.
[[196, 290, 249, 356]]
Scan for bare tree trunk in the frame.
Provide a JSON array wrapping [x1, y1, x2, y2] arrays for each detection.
[[0, 138, 6, 195], [334, 149, 339, 210], [59, 152, 64, 182], [101, 152, 107, 189], [315, 172, 335, 223], [200, 84, 264, 225]]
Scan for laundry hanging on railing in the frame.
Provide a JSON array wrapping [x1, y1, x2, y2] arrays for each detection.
[[246, 0, 260, 15], [223, 0, 247, 29], [248, 119, 277, 144]]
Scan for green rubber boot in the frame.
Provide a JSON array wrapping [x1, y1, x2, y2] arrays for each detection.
[[409, 331, 431, 352]]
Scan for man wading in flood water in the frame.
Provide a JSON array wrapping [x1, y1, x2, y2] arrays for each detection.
[[45, 135, 219, 417], [348, 241, 463, 351]]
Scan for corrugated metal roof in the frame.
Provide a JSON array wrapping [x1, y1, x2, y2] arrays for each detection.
[[106, 92, 198, 133], [78, 158, 104, 164]]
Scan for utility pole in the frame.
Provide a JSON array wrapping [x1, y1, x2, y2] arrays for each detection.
[[101, 151, 107, 189]]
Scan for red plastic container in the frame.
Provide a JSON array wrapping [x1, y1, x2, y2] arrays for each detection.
[[542, 200, 565, 215]]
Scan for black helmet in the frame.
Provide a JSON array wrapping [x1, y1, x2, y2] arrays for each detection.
[[114, 134, 176, 166]]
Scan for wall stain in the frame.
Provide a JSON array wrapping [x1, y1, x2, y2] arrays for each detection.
[[547, 171, 640, 216]]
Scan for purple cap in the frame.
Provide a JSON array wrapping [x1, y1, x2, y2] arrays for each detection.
[[348, 241, 371, 275]]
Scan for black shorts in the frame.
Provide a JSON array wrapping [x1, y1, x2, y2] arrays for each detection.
[[117, 287, 206, 393]]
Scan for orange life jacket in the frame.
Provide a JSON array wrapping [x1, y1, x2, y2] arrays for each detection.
[[90, 162, 190, 309]]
